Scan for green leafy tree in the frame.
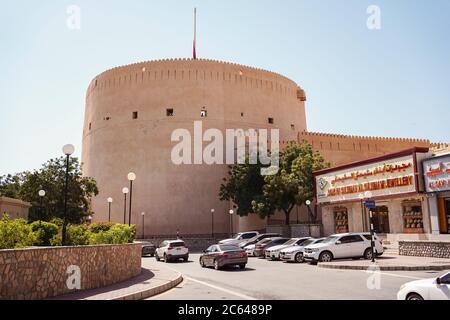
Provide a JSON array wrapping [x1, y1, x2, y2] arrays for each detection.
[[0, 157, 98, 223], [219, 157, 266, 217], [252, 141, 328, 225]]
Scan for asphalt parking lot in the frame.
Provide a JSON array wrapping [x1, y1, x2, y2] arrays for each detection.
[[143, 254, 448, 300]]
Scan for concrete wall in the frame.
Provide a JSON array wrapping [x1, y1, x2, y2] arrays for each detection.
[[0, 243, 142, 300], [0, 197, 31, 220], [399, 241, 450, 259]]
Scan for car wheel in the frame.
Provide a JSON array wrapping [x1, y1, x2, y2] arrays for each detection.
[[214, 260, 220, 270], [184, 257, 189, 262], [164, 254, 169, 263], [364, 248, 374, 260], [407, 293, 424, 301], [150, 254, 155, 257], [318, 251, 333, 263], [239, 264, 246, 270], [200, 258, 206, 268], [155, 253, 160, 261], [295, 252, 304, 263]]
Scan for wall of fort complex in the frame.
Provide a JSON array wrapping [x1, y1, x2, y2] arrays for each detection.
[[82, 58, 438, 237], [82, 59, 307, 236]]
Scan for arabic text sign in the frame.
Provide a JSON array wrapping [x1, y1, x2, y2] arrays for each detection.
[[423, 155, 450, 193], [316, 155, 417, 204]]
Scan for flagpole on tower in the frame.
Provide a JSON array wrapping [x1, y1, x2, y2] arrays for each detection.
[[193, 8, 197, 60]]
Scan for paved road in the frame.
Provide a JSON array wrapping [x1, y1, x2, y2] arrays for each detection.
[[143, 254, 449, 300]]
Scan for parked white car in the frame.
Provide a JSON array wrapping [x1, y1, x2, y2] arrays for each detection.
[[219, 231, 259, 246], [397, 272, 450, 300], [244, 244, 256, 257], [303, 232, 384, 263], [280, 238, 325, 263], [155, 240, 189, 263], [265, 237, 311, 260]]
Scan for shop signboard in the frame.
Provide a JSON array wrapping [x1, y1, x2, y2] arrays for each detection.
[[423, 154, 450, 193], [315, 154, 418, 204]]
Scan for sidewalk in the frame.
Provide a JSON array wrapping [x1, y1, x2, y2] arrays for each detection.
[[51, 259, 182, 300], [318, 254, 450, 271]]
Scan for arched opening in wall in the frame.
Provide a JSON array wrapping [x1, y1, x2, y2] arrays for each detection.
[[268, 118, 274, 125], [132, 112, 138, 120], [166, 108, 174, 117]]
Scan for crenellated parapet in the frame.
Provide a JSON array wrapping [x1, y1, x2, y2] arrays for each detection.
[[86, 58, 306, 102], [299, 131, 434, 166]]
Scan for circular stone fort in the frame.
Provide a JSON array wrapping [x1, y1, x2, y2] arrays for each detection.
[[82, 58, 308, 237]]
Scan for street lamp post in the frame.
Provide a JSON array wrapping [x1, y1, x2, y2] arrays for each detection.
[[107, 197, 113, 222], [141, 212, 145, 239], [127, 172, 136, 226], [306, 200, 312, 236], [122, 188, 129, 224], [62, 144, 74, 246], [229, 209, 234, 238], [38, 190, 46, 220], [210, 209, 215, 239], [364, 191, 376, 263]]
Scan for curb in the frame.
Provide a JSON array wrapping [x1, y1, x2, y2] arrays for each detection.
[[318, 263, 450, 271], [112, 272, 183, 300]]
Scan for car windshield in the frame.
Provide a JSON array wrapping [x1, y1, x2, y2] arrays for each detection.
[[321, 236, 339, 244], [219, 245, 240, 251], [301, 239, 315, 246], [282, 239, 298, 246], [258, 238, 272, 245], [233, 234, 244, 240]]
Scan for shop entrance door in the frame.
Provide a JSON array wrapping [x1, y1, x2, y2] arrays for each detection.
[[371, 206, 390, 234]]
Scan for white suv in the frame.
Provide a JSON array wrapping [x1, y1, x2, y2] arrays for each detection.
[[219, 231, 259, 246], [155, 240, 189, 263], [303, 233, 384, 263]]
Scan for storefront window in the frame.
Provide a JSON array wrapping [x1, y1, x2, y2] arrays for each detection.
[[334, 207, 349, 234], [402, 200, 424, 234], [371, 206, 390, 234]]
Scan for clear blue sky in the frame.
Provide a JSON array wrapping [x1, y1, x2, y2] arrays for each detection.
[[1, 0, 449, 175]]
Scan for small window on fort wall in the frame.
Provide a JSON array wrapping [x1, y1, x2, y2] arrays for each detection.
[[291, 124, 295, 130], [241, 112, 244, 117], [200, 110, 208, 118], [268, 118, 274, 124], [132, 112, 138, 120], [89, 123, 91, 130], [166, 109, 174, 117]]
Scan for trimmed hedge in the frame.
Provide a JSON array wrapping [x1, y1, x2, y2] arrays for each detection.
[[0, 214, 136, 249]]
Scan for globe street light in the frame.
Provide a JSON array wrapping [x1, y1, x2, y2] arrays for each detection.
[[127, 172, 136, 227], [141, 212, 146, 239], [122, 187, 129, 224], [229, 209, 234, 238], [62, 144, 74, 246], [107, 197, 113, 222], [210, 209, 215, 239], [38, 190, 46, 220]]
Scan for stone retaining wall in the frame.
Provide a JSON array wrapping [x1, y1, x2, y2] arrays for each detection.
[[399, 241, 450, 259], [0, 243, 142, 300]]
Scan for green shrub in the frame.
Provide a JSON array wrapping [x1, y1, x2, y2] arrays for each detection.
[[30, 221, 59, 246], [0, 214, 36, 249], [89, 224, 136, 245], [65, 224, 90, 246], [88, 222, 115, 233]]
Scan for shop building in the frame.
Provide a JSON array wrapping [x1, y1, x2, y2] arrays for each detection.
[[423, 151, 450, 236], [314, 148, 432, 240]]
